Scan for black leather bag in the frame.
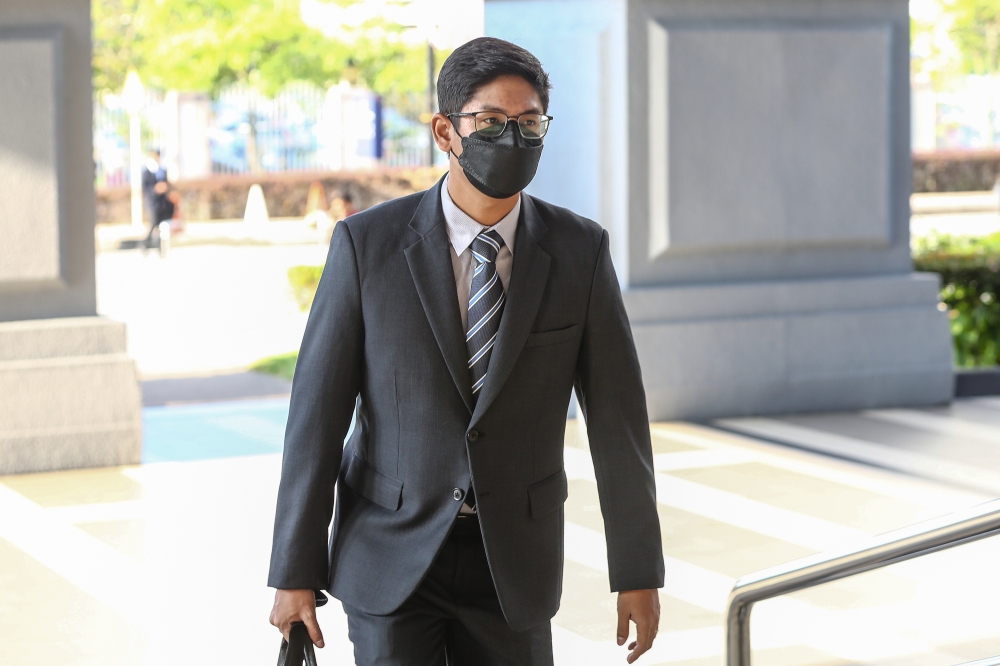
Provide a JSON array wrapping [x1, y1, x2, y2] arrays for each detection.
[[277, 622, 317, 666]]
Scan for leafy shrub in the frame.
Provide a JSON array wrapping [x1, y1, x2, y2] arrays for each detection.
[[288, 264, 324, 311], [250, 351, 298, 381], [914, 233, 1000, 366]]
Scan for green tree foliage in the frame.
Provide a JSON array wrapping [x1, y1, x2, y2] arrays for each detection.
[[914, 233, 1000, 366], [92, 0, 145, 94], [950, 0, 1000, 75], [93, 0, 441, 118]]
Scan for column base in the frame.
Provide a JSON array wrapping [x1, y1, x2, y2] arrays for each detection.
[[624, 273, 954, 421], [0, 317, 141, 475]]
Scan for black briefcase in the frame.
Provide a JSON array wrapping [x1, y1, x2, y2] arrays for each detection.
[[277, 622, 317, 666]]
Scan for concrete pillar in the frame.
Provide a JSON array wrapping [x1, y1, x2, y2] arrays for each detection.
[[0, 0, 142, 473], [487, 0, 953, 420]]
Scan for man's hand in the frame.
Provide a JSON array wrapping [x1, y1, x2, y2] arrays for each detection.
[[270, 589, 325, 648], [616, 589, 660, 663]]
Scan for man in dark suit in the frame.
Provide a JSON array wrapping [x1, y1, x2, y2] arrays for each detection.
[[140, 149, 169, 249], [140, 149, 167, 217], [269, 37, 664, 665]]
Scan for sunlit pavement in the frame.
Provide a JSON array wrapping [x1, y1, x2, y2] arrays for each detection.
[[96, 243, 327, 377], [4, 404, 1000, 665]]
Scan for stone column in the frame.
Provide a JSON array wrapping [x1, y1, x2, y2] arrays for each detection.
[[487, 0, 953, 420], [0, 0, 142, 473]]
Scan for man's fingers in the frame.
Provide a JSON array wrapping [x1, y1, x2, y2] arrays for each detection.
[[617, 589, 661, 662], [301, 612, 325, 648], [616, 607, 630, 646], [277, 616, 324, 648], [627, 617, 657, 663], [270, 589, 323, 646]]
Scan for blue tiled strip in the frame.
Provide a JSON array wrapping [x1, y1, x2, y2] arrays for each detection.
[[142, 398, 291, 463]]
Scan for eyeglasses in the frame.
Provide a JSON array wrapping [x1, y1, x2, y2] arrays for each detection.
[[447, 111, 553, 140]]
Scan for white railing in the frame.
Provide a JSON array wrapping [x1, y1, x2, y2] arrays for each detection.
[[93, 82, 430, 187]]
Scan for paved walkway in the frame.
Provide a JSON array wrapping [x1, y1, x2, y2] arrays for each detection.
[[141, 371, 292, 407], [3, 404, 1000, 665], [97, 244, 326, 377], [719, 398, 1000, 496]]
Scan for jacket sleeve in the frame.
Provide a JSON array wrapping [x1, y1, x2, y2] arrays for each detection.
[[268, 222, 364, 589], [575, 230, 665, 592]]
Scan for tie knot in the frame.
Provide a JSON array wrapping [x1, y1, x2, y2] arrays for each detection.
[[471, 230, 504, 264]]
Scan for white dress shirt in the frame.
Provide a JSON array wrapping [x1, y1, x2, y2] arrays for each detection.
[[441, 175, 520, 331]]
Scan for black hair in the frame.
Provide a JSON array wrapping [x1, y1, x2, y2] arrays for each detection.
[[437, 37, 551, 116]]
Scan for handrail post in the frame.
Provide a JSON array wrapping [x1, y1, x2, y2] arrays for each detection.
[[725, 594, 753, 666]]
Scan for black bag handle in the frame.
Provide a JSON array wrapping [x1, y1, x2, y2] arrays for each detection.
[[277, 622, 317, 666]]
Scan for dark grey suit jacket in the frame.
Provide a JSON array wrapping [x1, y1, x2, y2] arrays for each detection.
[[268, 178, 664, 631]]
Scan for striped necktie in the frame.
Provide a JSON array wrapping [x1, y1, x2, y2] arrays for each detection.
[[467, 229, 506, 403]]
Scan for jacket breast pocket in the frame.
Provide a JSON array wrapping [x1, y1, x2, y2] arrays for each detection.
[[344, 453, 403, 511], [525, 325, 579, 348], [528, 470, 568, 518]]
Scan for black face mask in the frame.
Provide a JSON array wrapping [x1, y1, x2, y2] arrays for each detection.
[[453, 122, 544, 199]]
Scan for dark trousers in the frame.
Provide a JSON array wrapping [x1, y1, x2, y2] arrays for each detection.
[[344, 516, 554, 666]]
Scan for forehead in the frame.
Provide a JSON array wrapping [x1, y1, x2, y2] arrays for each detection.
[[462, 75, 543, 114]]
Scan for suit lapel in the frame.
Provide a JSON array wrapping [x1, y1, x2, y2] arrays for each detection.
[[404, 180, 475, 414], [471, 195, 551, 423]]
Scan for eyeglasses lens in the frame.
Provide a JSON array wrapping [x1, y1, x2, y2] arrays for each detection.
[[474, 112, 508, 138], [518, 114, 548, 139]]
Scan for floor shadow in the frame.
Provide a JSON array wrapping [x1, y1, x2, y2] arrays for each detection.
[[141, 371, 292, 406]]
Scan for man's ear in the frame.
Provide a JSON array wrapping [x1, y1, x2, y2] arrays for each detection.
[[431, 113, 454, 152]]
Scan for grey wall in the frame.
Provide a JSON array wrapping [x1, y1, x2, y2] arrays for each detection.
[[625, 0, 914, 287], [0, 0, 96, 322], [488, 1, 632, 277], [488, 0, 914, 288]]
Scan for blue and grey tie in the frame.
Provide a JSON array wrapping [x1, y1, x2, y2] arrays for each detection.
[[467, 230, 506, 403]]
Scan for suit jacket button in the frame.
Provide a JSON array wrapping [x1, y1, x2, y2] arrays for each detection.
[[467, 430, 479, 442], [452, 488, 465, 501]]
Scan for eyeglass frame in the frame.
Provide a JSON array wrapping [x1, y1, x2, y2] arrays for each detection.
[[446, 111, 554, 139]]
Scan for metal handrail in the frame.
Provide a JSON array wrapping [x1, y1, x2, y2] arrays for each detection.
[[725, 498, 1000, 666]]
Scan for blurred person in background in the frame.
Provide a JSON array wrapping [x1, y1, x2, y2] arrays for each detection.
[[323, 191, 358, 244], [330, 191, 358, 222], [141, 148, 166, 219], [143, 183, 182, 251], [268, 37, 663, 665], [141, 149, 171, 249]]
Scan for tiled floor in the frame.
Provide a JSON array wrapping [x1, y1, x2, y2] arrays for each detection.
[[719, 397, 1000, 495], [3, 405, 1000, 665]]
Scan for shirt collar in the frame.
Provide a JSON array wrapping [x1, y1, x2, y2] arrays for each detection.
[[441, 174, 519, 257]]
